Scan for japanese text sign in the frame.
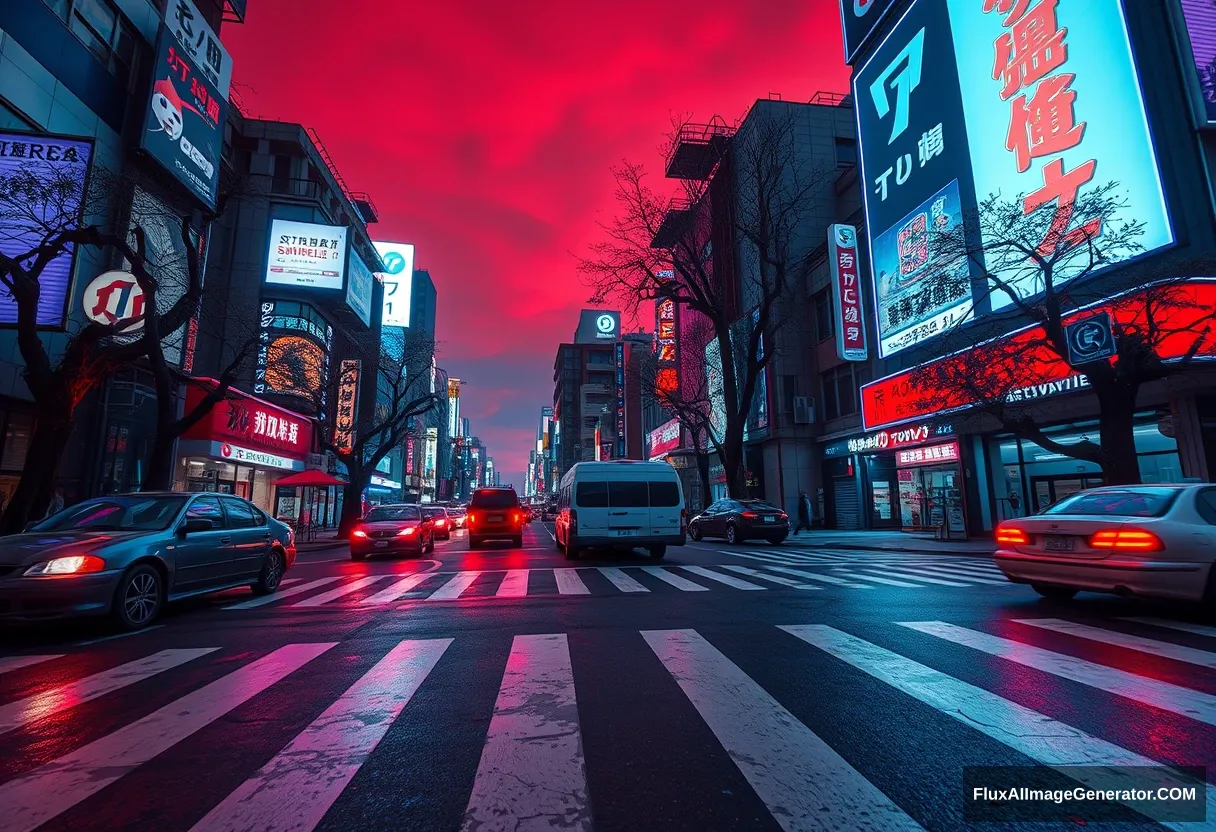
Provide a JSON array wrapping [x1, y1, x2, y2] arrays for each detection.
[[827, 224, 868, 361], [0, 132, 92, 327], [267, 219, 348, 290], [182, 383, 313, 456], [615, 342, 626, 459], [372, 240, 414, 328], [167, 0, 232, 97], [840, 0, 900, 64], [334, 360, 361, 452], [141, 27, 226, 210], [896, 439, 960, 467]]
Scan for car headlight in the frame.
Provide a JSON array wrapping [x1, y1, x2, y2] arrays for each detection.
[[24, 555, 106, 576]]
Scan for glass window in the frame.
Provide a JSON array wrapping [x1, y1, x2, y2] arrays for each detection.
[[222, 498, 260, 528], [1042, 487, 1182, 518], [1, 412, 33, 472], [820, 369, 839, 421], [470, 489, 520, 509], [836, 369, 858, 416], [187, 496, 225, 527], [33, 495, 187, 531], [649, 481, 680, 507], [576, 481, 608, 508], [1196, 490, 1216, 525], [834, 137, 857, 166], [608, 481, 649, 507], [422, 507, 448, 519], [365, 506, 422, 522], [813, 290, 833, 342]]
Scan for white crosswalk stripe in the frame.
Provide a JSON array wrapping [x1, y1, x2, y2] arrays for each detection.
[[1015, 618, 1216, 670], [762, 565, 872, 588], [719, 564, 819, 589], [0, 655, 63, 676], [495, 568, 530, 597], [554, 567, 591, 595], [679, 565, 766, 590], [1121, 618, 1216, 639], [226, 576, 342, 609], [361, 573, 434, 606], [426, 571, 481, 601], [292, 575, 390, 608], [597, 566, 649, 593], [639, 565, 709, 591]]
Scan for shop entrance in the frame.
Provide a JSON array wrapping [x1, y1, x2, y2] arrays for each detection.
[[1030, 475, 1104, 513]]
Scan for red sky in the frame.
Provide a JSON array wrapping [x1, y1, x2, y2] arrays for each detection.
[[225, 0, 850, 485]]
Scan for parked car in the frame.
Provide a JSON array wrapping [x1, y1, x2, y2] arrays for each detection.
[[467, 487, 526, 548], [351, 505, 435, 560], [422, 505, 453, 540], [689, 499, 788, 545], [554, 461, 686, 560], [995, 484, 1216, 604], [0, 492, 294, 630]]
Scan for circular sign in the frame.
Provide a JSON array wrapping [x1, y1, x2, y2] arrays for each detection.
[[596, 314, 616, 334], [1068, 319, 1110, 360], [82, 271, 145, 332], [381, 251, 407, 274], [220, 443, 233, 458]]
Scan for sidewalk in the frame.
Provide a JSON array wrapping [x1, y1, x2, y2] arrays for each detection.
[[294, 530, 344, 551], [788, 530, 994, 556]]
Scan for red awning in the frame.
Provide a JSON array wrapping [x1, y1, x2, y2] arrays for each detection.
[[275, 470, 347, 487]]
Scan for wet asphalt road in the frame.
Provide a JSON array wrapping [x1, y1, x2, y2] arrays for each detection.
[[1, 522, 1214, 832]]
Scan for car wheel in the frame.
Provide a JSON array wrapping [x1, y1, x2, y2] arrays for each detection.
[[426, 534, 436, 554], [512, 535, 523, 548], [725, 523, 741, 545], [251, 547, 285, 596], [112, 564, 165, 630], [649, 544, 667, 560], [1031, 583, 1078, 600], [689, 526, 702, 542]]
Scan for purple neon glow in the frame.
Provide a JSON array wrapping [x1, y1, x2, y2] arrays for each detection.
[[1180, 0, 1216, 120]]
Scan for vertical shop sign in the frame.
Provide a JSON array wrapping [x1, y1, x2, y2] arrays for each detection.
[[828, 224, 868, 361], [334, 360, 361, 452], [615, 341, 626, 458]]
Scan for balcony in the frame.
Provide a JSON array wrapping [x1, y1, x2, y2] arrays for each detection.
[[349, 191, 380, 224], [650, 196, 694, 249], [665, 118, 733, 180]]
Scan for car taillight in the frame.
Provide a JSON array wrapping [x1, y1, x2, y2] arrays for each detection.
[[398, 526, 417, 536], [995, 524, 1029, 545], [741, 511, 758, 519], [1089, 528, 1163, 551], [514, 511, 523, 524], [467, 513, 476, 525], [778, 512, 788, 520], [352, 529, 369, 539], [24, 555, 106, 576], [435, 519, 446, 526]]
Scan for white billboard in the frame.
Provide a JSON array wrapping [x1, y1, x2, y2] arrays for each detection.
[[373, 240, 414, 328], [346, 249, 374, 327], [266, 219, 347, 290]]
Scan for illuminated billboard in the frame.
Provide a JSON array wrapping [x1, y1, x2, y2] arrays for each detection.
[[372, 240, 414, 328], [0, 132, 93, 328], [266, 219, 348, 290], [839, 0, 899, 63], [855, 0, 1171, 355], [254, 301, 333, 412], [346, 249, 374, 327]]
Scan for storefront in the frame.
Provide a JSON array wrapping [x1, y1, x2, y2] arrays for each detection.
[[175, 381, 315, 516], [821, 421, 961, 533]]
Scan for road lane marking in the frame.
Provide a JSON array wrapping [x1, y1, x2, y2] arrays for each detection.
[[644, 628, 921, 831], [761, 565, 872, 588], [894, 565, 1007, 585], [679, 565, 766, 590], [0, 642, 335, 832], [495, 569, 530, 597], [292, 575, 390, 608], [462, 634, 589, 831], [425, 571, 481, 601], [226, 577, 342, 609], [900, 621, 1216, 726], [0, 655, 64, 676], [1121, 618, 1216, 639], [719, 564, 816, 589], [554, 568, 591, 595], [828, 570, 923, 588], [925, 563, 1006, 579], [361, 574, 435, 606], [857, 568, 967, 587], [783, 624, 1215, 831], [639, 566, 708, 591], [597, 567, 650, 593], [191, 638, 451, 832], [0, 648, 218, 736], [1014, 618, 1216, 670]]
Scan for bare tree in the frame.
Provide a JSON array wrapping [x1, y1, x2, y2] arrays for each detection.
[[580, 107, 829, 496], [634, 347, 716, 507], [313, 328, 442, 537], [905, 183, 1216, 484], [0, 163, 205, 531]]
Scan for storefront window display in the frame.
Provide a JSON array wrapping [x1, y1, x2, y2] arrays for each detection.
[[987, 413, 1181, 522]]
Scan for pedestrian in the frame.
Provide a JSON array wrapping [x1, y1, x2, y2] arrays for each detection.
[[793, 489, 812, 535]]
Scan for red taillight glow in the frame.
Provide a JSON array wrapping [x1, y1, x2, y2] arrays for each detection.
[[1089, 528, 1164, 551], [352, 529, 369, 539], [435, 519, 447, 527], [995, 525, 1029, 545], [398, 526, 418, 536], [741, 511, 758, 519], [467, 513, 476, 525]]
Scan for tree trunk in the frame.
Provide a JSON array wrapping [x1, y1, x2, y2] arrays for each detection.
[[0, 396, 74, 534], [143, 430, 178, 491], [1096, 384, 1141, 485], [695, 451, 711, 512], [721, 420, 746, 498], [337, 478, 363, 539]]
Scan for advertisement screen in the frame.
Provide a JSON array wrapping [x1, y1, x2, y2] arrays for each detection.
[[372, 240, 414, 327], [1178, 0, 1216, 123], [254, 301, 332, 406], [141, 26, 225, 210], [574, 309, 620, 343], [346, 249, 374, 327], [266, 219, 348, 290], [0, 132, 93, 327], [704, 339, 727, 444]]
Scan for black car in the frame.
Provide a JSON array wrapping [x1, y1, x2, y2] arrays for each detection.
[[688, 499, 788, 545], [467, 487, 526, 548]]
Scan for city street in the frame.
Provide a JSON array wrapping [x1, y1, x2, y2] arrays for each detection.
[[1, 523, 1213, 831]]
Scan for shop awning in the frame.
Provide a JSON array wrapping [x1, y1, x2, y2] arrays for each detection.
[[275, 470, 347, 487]]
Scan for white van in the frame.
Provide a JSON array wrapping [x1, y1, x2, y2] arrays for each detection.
[[554, 461, 686, 560]]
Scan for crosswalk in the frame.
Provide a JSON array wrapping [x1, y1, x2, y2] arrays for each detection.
[[220, 559, 1013, 609], [1, 615, 1213, 830]]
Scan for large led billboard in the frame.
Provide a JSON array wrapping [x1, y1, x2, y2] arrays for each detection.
[[855, 0, 1171, 356], [372, 240, 414, 328], [0, 132, 93, 328], [266, 219, 348, 290]]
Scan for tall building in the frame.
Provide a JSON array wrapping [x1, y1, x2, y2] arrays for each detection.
[[410, 268, 437, 337]]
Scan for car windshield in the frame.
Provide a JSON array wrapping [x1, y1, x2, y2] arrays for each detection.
[[32, 496, 188, 532], [1041, 488, 1181, 518], [365, 507, 421, 522], [423, 508, 447, 518], [471, 490, 518, 509]]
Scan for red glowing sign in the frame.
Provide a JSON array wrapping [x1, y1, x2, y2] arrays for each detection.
[[896, 440, 959, 468], [828, 224, 867, 361], [182, 381, 313, 456]]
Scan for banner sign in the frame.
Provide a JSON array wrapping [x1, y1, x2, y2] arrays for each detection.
[[615, 341, 626, 459], [334, 359, 361, 452], [142, 26, 225, 209], [346, 248, 374, 327], [647, 418, 682, 459], [0, 132, 93, 327], [896, 440, 960, 468], [166, 0, 233, 96], [372, 240, 414, 327], [266, 219, 348, 290], [183, 383, 312, 456], [827, 224, 868, 360], [824, 422, 956, 458]]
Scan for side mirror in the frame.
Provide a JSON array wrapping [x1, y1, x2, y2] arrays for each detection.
[[178, 518, 215, 535]]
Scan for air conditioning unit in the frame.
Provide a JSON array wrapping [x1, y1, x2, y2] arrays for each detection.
[[793, 396, 815, 425]]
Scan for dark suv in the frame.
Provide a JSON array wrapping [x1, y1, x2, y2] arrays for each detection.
[[467, 487, 525, 548]]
